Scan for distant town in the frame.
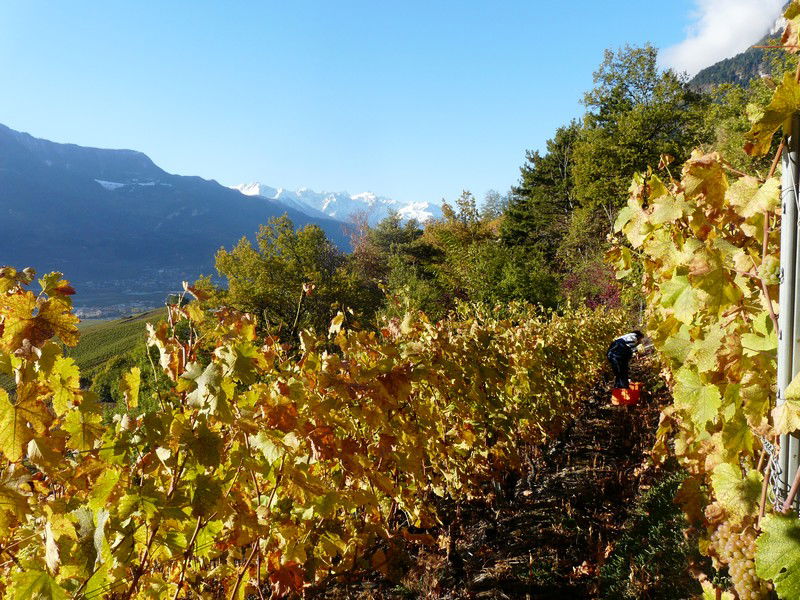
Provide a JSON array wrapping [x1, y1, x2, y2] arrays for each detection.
[[72, 266, 199, 319]]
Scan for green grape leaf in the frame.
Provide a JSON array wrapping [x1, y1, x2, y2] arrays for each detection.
[[195, 519, 224, 559], [674, 367, 721, 430], [250, 431, 284, 465], [618, 202, 651, 248], [661, 328, 692, 364], [187, 422, 223, 468], [721, 409, 754, 460], [216, 343, 259, 385], [10, 570, 68, 600], [89, 468, 121, 511], [38, 272, 75, 301], [745, 72, 800, 156], [756, 513, 800, 597], [191, 474, 223, 517], [650, 190, 686, 224], [741, 331, 778, 356]]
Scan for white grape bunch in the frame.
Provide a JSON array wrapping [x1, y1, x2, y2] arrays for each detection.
[[707, 504, 770, 600]]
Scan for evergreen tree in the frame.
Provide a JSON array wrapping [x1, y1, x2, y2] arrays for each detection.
[[501, 122, 580, 261]]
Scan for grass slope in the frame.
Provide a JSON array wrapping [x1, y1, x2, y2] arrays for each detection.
[[68, 308, 166, 377]]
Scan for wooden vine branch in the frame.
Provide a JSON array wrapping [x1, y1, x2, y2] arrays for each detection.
[[758, 462, 772, 526], [782, 465, 800, 514], [228, 540, 260, 600], [172, 516, 204, 600], [768, 139, 786, 179]]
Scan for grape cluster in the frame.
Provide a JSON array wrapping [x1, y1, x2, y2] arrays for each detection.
[[709, 514, 770, 600]]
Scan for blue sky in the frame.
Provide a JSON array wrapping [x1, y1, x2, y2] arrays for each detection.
[[0, 1, 784, 205]]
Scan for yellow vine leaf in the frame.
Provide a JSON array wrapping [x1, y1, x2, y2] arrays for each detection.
[[62, 394, 104, 452], [661, 328, 692, 364], [782, 0, 800, 54], [700, 580, 735, 600], [774, 371, 800, 435], [650, 191, 686, 225], [727, 176, 781, 219], [745, 72, 800, 156], [660, 274, 702, 324], [687, 324, 725, 373], [0, 386, 50, 462], [711, 463, 761, 526], [682, 152, 728, 207], [119, 366, 141, 410], [0, 471, 31, 536], [48, 356, 80, 416]]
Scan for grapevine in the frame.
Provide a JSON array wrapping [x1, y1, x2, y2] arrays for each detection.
[[0, 268, 625, 598], [607, 2, 800, 597]]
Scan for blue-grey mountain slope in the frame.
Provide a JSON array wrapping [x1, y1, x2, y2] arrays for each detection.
[[0, 123, 349, 313]]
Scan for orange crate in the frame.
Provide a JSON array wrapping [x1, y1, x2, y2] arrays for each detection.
[[611, 382, 642, 406]]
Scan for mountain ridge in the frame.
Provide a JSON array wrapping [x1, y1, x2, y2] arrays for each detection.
[[0, 123, 351, 316]]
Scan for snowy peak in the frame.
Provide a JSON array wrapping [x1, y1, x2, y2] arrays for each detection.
[[232, 182, 279, 198], [230, 182, 441, 225]]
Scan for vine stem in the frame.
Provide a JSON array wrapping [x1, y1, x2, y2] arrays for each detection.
[[757, 447, 767, 472], [768, 139, 785, 179], [290, 284, 306, 339], [228, 539, 260, 600], [172, 516, 204, 600], [123, 452, 186, 600], [781, 465, 800, 514], [722, 160, 763, 182], [758, 462, 772, 527], [121, 518, 161, 600]]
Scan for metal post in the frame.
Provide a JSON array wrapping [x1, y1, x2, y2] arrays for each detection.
[[778, 115, 800, 501]]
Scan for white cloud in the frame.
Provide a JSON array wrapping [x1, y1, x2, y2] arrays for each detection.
[[661, 0, 785, 76]]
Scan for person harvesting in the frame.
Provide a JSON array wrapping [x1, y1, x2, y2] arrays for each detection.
[[607, 331, 645, 389]]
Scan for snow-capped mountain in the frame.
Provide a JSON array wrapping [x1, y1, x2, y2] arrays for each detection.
[[231, 182, 442, 226]]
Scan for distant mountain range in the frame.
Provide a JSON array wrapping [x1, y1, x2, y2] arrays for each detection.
[[230, 183, 441, 226], [0, 123, 352, 315]]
